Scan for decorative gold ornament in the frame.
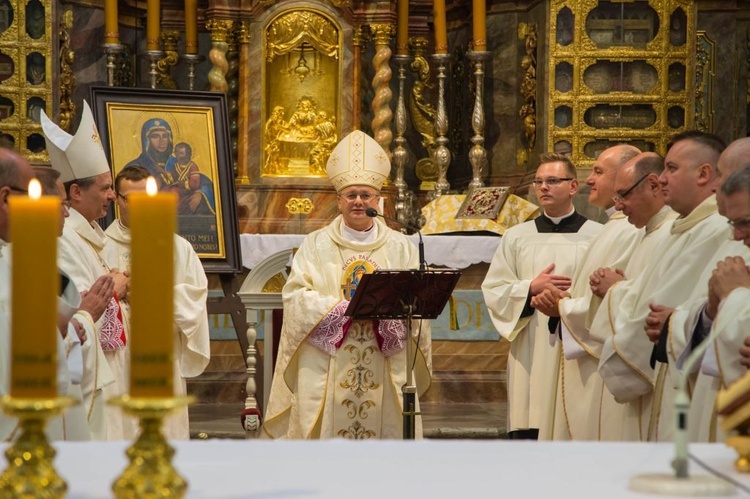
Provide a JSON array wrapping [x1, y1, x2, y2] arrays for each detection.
[[694, 31, 714, 133], [518, 23, 537, 163], [59, 8, 75, 131], [109, 395, 195, 499], [0, 396, 76, 498], [285, 197, 313, 215], [262, 10, 341, 177], [409, 37, 438, 189], [156, 30, 179, 90]]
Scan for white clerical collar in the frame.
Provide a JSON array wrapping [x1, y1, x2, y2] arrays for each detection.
[[341, 220, 378, 243], [544, 206, 575, 225], [605, 205, 617, 218]]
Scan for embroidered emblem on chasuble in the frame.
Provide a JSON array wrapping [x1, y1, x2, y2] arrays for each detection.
[[334, 257, 384, 438]]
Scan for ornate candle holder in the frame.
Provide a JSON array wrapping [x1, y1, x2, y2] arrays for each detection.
[[431, 53, 451, 197], [109, 395, 195, 498], [392, 54, 414, 226], [182, 54, 205, 91], [103, 43, 126, 87], [467, 51, 491, 190], [146, 50, 164, 89], [0, 396, 76, 498]]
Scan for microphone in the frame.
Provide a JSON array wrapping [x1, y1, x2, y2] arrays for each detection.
[[365, 207, 425, 271]]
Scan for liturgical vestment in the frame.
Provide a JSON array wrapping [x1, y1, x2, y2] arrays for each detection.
[[104, 221, 211, 439], [552, 211, 643, 440], [57, 208, 118, 440], [597, 195, 728, 442], [263, 216, 431, 439], [663, 239, 750, 442], [482, 212, 601, 437]]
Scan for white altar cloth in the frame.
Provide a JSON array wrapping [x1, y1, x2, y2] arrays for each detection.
[[34, 440, 750, 498], [240, 233, 501, 270]]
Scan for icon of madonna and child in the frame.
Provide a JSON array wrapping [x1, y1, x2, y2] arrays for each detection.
[[124, 118, 220, 255]]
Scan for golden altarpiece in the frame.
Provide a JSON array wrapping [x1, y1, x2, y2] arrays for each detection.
[[548, 0, 696, 168], [0, 0, 59, 160]]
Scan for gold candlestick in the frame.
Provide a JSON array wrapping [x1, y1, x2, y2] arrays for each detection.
[[0, 396, 76, 498], [109, 395, 195, 498], [432, 53, 451, 197], [467, 50, 490, 190]]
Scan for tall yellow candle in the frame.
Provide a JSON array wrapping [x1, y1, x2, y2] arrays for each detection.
[[9, 179, 59, 398], [146, 0, 160, 51], [396, 0, 409, 56], [472, 0, 486, 51], [129, 177, 175, 397], [185, 0, 198, 54], [104, 0, 119, 44], [433, 0, 448, 55]]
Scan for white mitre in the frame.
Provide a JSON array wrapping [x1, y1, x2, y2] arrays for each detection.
[[326, 130, 390, 191], [41, 100, 111, 183]]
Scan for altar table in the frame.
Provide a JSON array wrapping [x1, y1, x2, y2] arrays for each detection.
[[35, 440, 750, 498]]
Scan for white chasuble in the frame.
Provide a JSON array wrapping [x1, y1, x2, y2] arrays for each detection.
[[482, 214, 602, 437], [597, 196, 729, 442], [587, 206, 676, 441], [104, 221, 210, 440], [664, 240, 750, 442], [553, 211, 644, 441], [263, 216, 431, 439], [57, 208, 118, 440]]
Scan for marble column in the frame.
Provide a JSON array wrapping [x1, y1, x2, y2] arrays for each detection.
[[236, 21, 251, 185], [352, 25, 367, 131], [205, 19, 233, 92]]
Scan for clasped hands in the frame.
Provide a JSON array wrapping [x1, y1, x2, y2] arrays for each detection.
[[529, 263, 571, 317]]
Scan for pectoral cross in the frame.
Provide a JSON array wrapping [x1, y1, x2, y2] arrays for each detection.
[[341, 280, 357, 298]]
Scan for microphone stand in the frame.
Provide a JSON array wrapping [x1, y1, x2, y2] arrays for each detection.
[[366, 207, 424, 438], [629, 311, 735, 495]]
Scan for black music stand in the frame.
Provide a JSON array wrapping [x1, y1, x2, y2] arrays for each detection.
[[345, 269, 461, 439]]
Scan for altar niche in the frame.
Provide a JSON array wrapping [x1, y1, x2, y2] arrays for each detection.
[[262, 9, 341, 178]]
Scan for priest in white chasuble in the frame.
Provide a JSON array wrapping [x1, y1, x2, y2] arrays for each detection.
[[103, 166, 210, 440], [531, 145, 643, 441], [482, 153, 602, 440], [263, 131, 431, 439], [41, 101, 127, 440], [658, 146, 750, 443], [596, 131, 728, 442], [585, 154, 676, 441]]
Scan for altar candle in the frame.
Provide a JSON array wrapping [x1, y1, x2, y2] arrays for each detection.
[[185, 0, 198, 54], [104, 0, 119, 44], [129, 177, 175, 397], [396, 0, 409, 55], [9, 179, 59, 398], [472, 0, 486, 51], [433, 0, 448, 54], [146, 0, 160, 51]]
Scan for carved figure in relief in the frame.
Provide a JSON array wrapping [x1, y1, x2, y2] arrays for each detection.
[[263, 106, 288, 174], [287, 97, 318, 140], [309, 111, 337, 175]]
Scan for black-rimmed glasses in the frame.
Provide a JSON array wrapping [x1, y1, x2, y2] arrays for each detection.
[[612, 173, 650, 204]]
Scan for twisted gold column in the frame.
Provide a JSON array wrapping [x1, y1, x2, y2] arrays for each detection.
[[369, 24, 395, 161], [352, 25, 368, 131], [205, 19, 233, 92]]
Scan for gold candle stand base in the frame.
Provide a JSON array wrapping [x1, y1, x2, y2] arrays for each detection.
[[0, 395, 76, 498], [108, 395, 195, 499], [726, 435, 750, 472]]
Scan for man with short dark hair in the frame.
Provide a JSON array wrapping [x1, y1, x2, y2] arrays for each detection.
[[482, 152, 602, 440]]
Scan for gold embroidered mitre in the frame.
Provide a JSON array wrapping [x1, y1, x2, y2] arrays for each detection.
[[326, 130, 390, 191], [41, 100, 111, 183]]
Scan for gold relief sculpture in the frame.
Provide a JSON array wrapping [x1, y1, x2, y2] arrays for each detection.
[[694, 31, 714, 133], [58, 8, 75, 131], [518, 23, 537, 165], [156, 30, 179, 90], [262, 273, 287, 293], [408, 37, 438, 189], [285, 197, 314, 215], [263, 9, 340, 177]]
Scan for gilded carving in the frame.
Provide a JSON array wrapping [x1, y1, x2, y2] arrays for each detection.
[[518, 23, 537, 164], [370, 23, 395, 160], [263, 10, 340, 177], [156, 30, 179, 90], [262, 273, 286, 293], [408, 37, 438, 189], [58, 8, 75, 132], [694, 31, 714, 133], [285, 197, 314, 215]]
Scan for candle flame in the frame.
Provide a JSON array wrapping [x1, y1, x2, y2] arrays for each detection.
[[146, 176, 158, 196], [28, 179, 42, 200]]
